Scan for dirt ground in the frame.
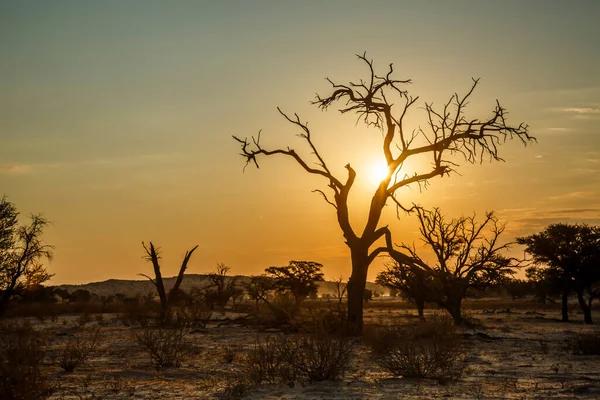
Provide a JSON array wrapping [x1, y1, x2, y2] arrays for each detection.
[[25, 301, 600, 399]]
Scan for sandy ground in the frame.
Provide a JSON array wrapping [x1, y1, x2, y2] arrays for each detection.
[[24, 304, 600, 399]]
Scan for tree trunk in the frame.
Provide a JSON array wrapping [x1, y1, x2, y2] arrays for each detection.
[[416, 298, 425, 320], [445, 301, 463, 325], [561, 287, 569, 322], [0, 292, 9, 317], [576, 289, 593, 324], [347, 248, 368, 336], [0, 277, 18, 317]]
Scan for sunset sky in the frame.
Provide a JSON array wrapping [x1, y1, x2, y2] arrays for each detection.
[[2, 1, 599, 284]]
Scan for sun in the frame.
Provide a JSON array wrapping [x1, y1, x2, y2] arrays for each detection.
[[368, 159, 390, 185]]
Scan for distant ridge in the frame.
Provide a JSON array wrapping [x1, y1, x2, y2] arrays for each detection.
[[52, 274, 388, 297]]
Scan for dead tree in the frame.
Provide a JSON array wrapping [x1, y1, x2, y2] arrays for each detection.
[[140, 242, 198, 319], [233, 53, 533, 335], [392, 208, 518, 324]]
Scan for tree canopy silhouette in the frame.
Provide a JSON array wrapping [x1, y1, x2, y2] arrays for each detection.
[[376, 260, 433, 320], [517, 223, 600, 324], [265, 260, 324, 305], [387, 207, 518, 324], [0, 196, 53, 316], [234, 53, 534, 334]]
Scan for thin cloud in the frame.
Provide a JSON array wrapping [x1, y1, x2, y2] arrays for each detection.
[[546, 127, 572, 132], [563, 107, 600, 114], [504, 208, 600, 238], [557, 107, 600, 120], [548, 191, 596, 201], [0, 164, 33, 174], [0, 153, 186, 175], [545, 208, 600, 215]]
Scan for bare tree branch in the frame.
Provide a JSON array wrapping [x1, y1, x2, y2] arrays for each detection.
[[233, 53, 534, 334]]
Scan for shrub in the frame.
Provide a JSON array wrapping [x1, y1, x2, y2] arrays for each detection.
[[300, 307, 346, 336], [252, 293, 301, 331], [57, 327, 102, 372], [134, 324, 192, 368], [245, 336, 295, 385], [566, 329, 600, 355], [367, 318, 467, 382], [219, 380, 250, 400], [279, 331, 355, 382], [245, 330, 355, 384], [0, 320, 53, 400], [171, 304, 212, 329]]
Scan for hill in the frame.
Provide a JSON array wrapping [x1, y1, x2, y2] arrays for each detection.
[[52, 274, 388, 297]]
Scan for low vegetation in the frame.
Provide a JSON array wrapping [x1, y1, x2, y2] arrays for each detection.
[[134, 323, 193, 368], [57, 327, 102, 372], [566, 329, 600, 355], [0, 320, 53, 400], [245, 328, 355, 385], [366, 317, 467, 382]]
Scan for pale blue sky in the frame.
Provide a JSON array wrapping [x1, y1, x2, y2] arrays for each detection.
[[1, 1, 599, 283]]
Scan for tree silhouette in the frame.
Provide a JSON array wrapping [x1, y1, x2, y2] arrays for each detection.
[[234, 54, 533, 334], [0, 196, 53, 316], [244, 274, 276, 310], [517, 224, 600, 323], [265, 260, 324, 306], [376, 261, 433, 319], [204, 263, 239, 309], [389, 208, 517, 324], [140, 242, 198, 320]]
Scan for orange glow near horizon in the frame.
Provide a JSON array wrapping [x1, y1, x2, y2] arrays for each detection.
[[1, 2, 599, 285]]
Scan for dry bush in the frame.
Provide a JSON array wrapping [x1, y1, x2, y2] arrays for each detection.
[[245, 330, 355, 385], [245, 336, 295, 385], [57, 327, 102, 372], [0, 320, 53, 400], [279, 331, 355, 381], [298, 306, 347, 336], [134, 324, 192, 368], [171, 304, 212, 328], [117, 301, 162, 327], [76, 312, 92, 327], [218, 380, 251, 400], [255, 293, 301, 331], [366, 318, 467, 382], [566, 329, 600, 355]]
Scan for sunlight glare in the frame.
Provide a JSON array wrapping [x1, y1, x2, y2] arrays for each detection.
[[369, 159, 390, 185]]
